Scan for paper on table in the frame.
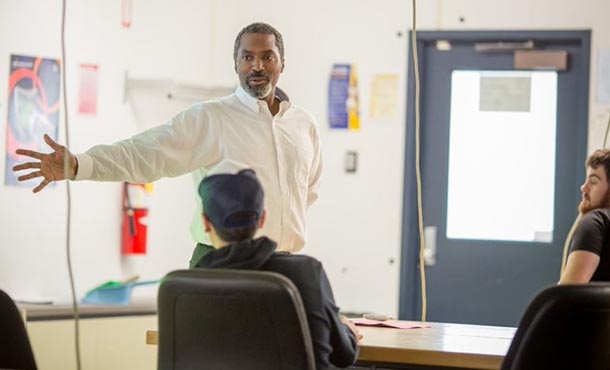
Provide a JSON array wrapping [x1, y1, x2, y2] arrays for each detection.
[[351, 318, 430, 329]]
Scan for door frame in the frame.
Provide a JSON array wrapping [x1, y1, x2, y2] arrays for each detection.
[[399, 30, 591, 320]]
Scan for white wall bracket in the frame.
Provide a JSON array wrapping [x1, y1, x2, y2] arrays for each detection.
[[122, 70, 234, 103]]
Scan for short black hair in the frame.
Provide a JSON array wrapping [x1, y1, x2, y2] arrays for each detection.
[[207, 211, 258, 243], [233, 22, 285, 65]]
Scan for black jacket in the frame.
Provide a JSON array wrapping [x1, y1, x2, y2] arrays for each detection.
[[196, 237, 359, 369]]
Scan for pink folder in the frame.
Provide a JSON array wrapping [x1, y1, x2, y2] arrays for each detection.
[[351, 318, 430, 329]]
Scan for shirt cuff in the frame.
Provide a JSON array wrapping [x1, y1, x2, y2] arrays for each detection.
[[73, 153, 93, 181]]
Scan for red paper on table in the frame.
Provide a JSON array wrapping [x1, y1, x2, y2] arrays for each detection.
[[351, 318, 430, 329]]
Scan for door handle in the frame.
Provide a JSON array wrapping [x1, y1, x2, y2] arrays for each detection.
[[424, 226, 437, 266]]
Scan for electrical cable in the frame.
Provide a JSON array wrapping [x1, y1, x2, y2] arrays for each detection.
[[60, 0, 82, 369], [410, 0, 427, 322], [560, 113, 610, 278]]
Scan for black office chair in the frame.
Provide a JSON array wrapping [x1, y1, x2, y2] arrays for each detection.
[[0, 289, 37, 370], [502, 283, 610, 370], [157, 269, 316, 370]]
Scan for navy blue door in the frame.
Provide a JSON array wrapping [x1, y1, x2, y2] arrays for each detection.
[[400, 31, 590, 326]]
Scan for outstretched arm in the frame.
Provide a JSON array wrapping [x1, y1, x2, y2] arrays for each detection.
[[12, 134, 77, 193], [13, 104, 221, 189]]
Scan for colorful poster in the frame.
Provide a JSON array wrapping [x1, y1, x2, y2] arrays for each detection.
[[78, 63, 99, 115], [328, 64, 360, 131], [5, 54, 61, 186]]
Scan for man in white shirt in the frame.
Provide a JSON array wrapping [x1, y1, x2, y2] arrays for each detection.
[[12, 22, 323, 267]]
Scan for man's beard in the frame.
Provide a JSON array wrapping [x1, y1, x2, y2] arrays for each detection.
[[244, 72, 272, 99], [579, 191, 610, 214]]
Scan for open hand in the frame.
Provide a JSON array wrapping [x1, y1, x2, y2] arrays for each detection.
[[12, 134, 77, 193]]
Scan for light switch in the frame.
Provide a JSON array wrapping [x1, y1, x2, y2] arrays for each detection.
[[345, 151, 357, 173]]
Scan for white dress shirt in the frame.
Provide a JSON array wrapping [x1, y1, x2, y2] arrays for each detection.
[[74, 86, 322, 252]]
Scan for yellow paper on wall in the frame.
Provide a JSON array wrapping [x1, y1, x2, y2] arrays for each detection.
[[370, 74, 398, 120]]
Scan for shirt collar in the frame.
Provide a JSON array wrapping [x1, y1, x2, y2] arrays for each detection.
[[235, 85, 261, 113], [235, 85, 292, 115]]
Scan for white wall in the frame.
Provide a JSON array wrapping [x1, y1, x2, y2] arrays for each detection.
[[0, 0, 215, 303], [1, 0, 609, 317]]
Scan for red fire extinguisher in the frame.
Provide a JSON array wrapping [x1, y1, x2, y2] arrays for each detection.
[[121, 182, 151, 255]]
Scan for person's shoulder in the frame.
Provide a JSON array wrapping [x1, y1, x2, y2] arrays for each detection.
[[598, 208, 610, 218], [271, 253, 323, 271], [174, 101, 216, 117], [583, 209, 610, 223], [272, 252, 321, 264], [179, 94, 241, 122], [200, 94, 238, 109], [171, 101, 218, 125], [578, 209, 610, 234]]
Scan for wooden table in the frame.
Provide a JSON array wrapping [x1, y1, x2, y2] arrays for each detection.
[[146, 321, 515, 370]]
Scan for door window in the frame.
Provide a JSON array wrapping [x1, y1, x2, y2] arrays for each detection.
[[446, 70, 558, 242]]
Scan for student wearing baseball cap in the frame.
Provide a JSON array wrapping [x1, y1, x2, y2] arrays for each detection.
[[195, 160, 360, 370]]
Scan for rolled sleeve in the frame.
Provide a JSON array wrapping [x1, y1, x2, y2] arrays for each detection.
[[73, 153, 93, 181]]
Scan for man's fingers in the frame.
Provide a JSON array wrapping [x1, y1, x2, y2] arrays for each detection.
[[17, 171, 43, 182], [43, 134, 63, 151], [33, 179, 50, 193], [15, 149, 45, 160], [12, 162, 41, 172]]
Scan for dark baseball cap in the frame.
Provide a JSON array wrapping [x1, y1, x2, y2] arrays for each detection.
[[198, 161, 264, 229]]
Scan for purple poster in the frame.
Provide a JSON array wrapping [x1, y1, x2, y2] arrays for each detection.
[[5, 54, 61, 186], [328, 64, 350, 129]]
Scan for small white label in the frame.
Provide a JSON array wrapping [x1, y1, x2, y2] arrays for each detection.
[[479, 76, 531, 112]]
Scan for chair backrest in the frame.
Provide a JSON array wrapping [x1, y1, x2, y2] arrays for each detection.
[[157, 269, 316, 370], [0, 289, 37, 370], [502, 283, 610, 370]]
